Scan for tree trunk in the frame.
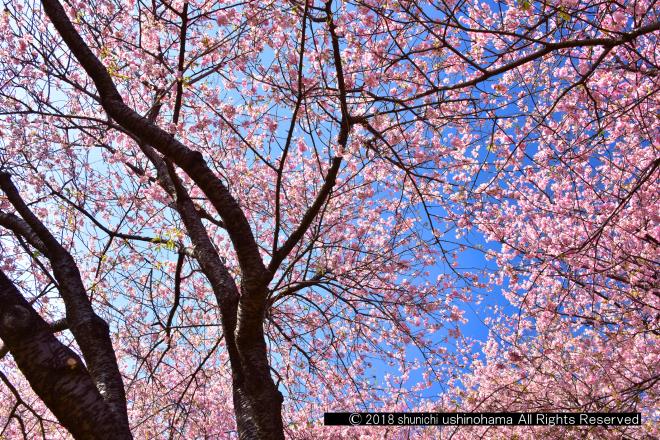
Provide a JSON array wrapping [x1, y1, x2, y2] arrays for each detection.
[[228, 291, 284, 440], [38, 1, 287, 436], [0, 270, 132, 440]]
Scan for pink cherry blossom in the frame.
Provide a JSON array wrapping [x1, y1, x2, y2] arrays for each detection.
[[0, 0, 657, 439]]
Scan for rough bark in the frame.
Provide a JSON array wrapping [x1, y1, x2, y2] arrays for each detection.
[[37, 1, 331, 437], [0, 270, 128, 440], [0, 174, 132, 439], [142, 145, 283, 439]]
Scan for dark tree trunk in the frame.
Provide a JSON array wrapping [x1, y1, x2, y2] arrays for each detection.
[[38, 1, 287, 437], [0, 270, 132, 440], [0, 173, 132, 437], [140, 146, 285, 438], [233, 310, 285, 440]]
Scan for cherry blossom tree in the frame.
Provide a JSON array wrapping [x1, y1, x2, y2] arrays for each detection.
[[0, 0, 657, 439]]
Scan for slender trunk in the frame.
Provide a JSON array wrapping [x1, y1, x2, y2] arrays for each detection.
[[234, 313, 285, 439], [225, 288, 284, 440], [142, 151, 284, 438], [38, 2, 286, 436]]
